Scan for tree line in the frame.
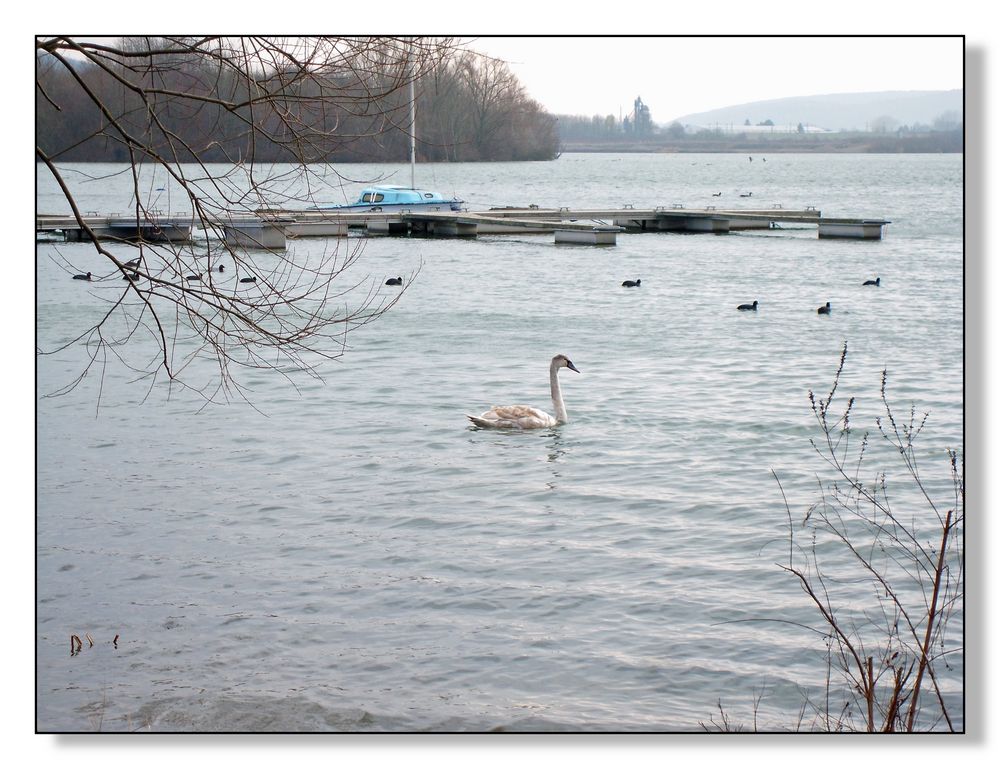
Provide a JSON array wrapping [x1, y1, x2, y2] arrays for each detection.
[[557, 111, 962, 153], [36, 38, 559, 165]]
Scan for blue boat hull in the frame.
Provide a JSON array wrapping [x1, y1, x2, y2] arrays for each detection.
[[312, 200, 463, 213], [310, 185, 463, 213]]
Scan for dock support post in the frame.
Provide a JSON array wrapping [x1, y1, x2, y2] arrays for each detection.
[[655, 215, 686, 231], [555, 228, 618, 245], [818, 221, 887, 240], [430, 221, 478, 237], [223, 221, 287, 249], [684, 216, 730, 233]]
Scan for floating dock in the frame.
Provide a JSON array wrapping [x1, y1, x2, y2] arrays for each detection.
[[37, 205, 890, 249], [36, 213, 195, 243]]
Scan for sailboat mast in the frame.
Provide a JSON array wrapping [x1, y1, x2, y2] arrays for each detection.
[[409, 66, 416, 189]]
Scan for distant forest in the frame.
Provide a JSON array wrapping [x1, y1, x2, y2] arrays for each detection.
[[36, 43, 560, 164], [555, 128, 964, 154], [556, 109, 963, 153]]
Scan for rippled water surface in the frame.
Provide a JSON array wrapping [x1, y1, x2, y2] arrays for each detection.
[[36, 154, 963, 731]]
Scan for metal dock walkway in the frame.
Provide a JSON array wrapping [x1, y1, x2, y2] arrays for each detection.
[[37, 205, 890, 248]]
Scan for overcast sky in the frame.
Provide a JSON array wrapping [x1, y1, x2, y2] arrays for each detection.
[[466, 36, 964, 121]]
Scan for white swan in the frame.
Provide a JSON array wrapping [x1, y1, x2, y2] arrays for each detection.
[[467, 354, 580, 429]]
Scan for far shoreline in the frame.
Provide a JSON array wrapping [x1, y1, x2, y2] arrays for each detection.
[[558, 137, 962, 154]]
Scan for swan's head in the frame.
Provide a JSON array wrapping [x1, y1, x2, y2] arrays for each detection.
[[552, 354, 580, 373]]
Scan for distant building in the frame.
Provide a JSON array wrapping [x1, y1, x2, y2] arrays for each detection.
[[623, 96, 653, 136]]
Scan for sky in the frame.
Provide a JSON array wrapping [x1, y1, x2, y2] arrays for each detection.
[[466, 36, 965, 121]]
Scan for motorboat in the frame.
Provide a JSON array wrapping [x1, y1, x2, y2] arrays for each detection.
[[311, 185, 463, 212]]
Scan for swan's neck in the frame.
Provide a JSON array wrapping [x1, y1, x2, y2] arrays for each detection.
[[550, 362, 568, 423]]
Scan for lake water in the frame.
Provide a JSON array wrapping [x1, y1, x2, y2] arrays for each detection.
[[35, 153, 963, 732]]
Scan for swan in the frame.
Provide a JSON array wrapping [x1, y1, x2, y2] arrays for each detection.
[[817, 302, 831, 314], [72, 271, 92, 281], [622, 279, 641, 288], [737, 300, 758, 311], [467, 354, 580, 430], [863, 277, 880, 286], [385, 276, 403, 286]]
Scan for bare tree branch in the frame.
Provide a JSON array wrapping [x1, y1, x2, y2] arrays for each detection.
[[776, 344, 963, 731], [37, 36, 455, 405]]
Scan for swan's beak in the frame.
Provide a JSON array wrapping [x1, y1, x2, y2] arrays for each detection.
[[566, 360, 580, 373]]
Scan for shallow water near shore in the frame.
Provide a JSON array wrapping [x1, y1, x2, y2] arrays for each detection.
[[36, 153, 963, 731]]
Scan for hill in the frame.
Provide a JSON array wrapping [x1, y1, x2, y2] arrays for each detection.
[[668, 90, 962, 132]]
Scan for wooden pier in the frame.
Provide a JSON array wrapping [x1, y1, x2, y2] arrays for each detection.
[[37, 205, 890, 249]]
